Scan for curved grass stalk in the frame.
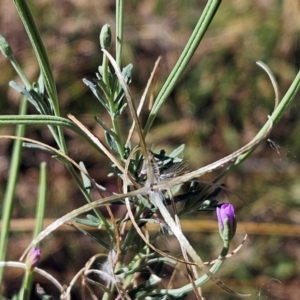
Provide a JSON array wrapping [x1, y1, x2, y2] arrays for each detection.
[[193, 62, 298, 200], [19, 187, 148, 261], [126, 56, 162, 145], [209, 69, 300, 185], [256, 61, 280, 109], [154, 117, 273, 190], [0, 135, 89, 177]]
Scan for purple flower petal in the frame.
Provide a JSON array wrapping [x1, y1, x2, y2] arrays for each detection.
[[216, 203, 236, 241], [26, 248, 41, 270]]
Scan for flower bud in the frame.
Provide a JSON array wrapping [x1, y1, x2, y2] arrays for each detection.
[[216, 203, 236, 242], [0, 34, 13, 58], [100, 24, 112, 50], [26, 248, 41, 271]]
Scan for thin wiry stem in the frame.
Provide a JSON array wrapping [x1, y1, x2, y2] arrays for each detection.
[[0, 261, 64, 293]]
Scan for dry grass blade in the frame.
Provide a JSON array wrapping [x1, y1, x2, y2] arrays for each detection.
[[68, 114, 125, 174], [0, 135, 87, 175], [126, 56, 162, 145], [20, 187, 149, 261], [256, 61, 280, 109]]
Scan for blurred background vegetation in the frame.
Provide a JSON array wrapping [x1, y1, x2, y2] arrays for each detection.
[[1, 0, 300, 299]]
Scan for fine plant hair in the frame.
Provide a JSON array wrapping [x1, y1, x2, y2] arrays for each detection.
[[0, 0, 300, 299]]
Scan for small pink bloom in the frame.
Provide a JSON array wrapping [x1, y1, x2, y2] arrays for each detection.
[[26, 248, 41, 270]]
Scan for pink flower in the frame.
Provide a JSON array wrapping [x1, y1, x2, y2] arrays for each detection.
[[26, 248, 41, 271]]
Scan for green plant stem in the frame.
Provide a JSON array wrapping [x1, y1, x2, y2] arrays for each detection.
[[102, 52, 110, 89], [0, 98, 27, 288], [34, 162, 47, 240], [143, 0, 221, 136], [18, 268, 32, 300], [19, 162, 47, 300], [8, 56, 31, 89], [116, 0, 124, 67]]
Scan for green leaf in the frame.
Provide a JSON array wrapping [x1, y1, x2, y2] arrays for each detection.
[[82, 78, 108, 109], [137, 194, 153, 209], [115, 102, 127, 117], [105, 131, 119, 152], [94, 116, 116, 137], [22, 142, 54, 154], [94, 77, 111, 97], [74, 214, 103, 228], [9, 81, 50, 115], [79, 162, 92, 193], [143, 0, 222, 136], [70, 221, 110, 249], [122, 63, 133, 84], [169, 144, 185, 158]]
